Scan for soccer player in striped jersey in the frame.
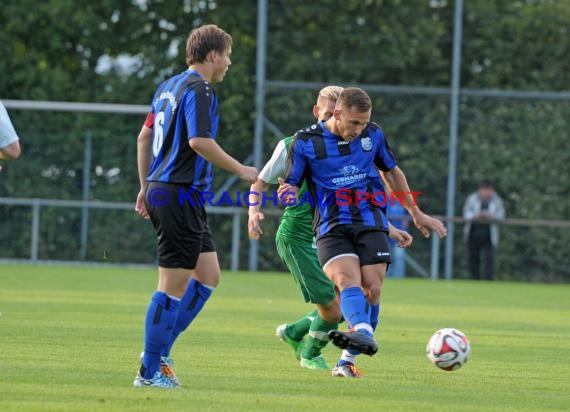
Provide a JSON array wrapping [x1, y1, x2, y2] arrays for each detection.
[[134, 24, 258, 388], [248, 86, 413, 373], [281, 87, 446, 377]]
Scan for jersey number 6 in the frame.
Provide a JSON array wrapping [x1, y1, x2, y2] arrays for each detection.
[[152, 111, 166, 157]]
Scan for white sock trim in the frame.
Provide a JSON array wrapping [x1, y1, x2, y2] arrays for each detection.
[[340, 350, 357, 364], [201, 283, 215, 291], [352, 323, 373, 335], [308, 330, 330, 341]]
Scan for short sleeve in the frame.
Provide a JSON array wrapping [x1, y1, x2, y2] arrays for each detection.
[[284, 136, 308, 186], [373, 130, 397, 172], [259, 140, 287, 184], [143, 112, 154, 128], [183, 81, 216, 139]]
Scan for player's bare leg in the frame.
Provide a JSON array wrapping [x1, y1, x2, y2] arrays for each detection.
[[325, 256, 378, 362]]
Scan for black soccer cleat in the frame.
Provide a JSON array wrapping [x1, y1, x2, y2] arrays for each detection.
[[328, 329, 378, 356]]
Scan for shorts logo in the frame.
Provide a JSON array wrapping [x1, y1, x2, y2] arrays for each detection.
[[376, 252, 390, 257], [361, 136, 372, 151]]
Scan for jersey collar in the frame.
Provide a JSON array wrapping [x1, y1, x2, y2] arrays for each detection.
[[318, 120, 340, 139], [186, 69, 202, 78]]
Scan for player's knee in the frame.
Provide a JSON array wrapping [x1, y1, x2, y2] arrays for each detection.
[[330, 271, 360, 290], [363, 285, 380, 304], [197, 270, 220, 287]]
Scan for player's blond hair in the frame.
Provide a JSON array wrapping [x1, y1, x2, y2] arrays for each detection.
[[318, 86, 344, 102]]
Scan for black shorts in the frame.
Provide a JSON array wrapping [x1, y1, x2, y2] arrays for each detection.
[[145, 182, 216, 269], [316, 225, 391, 269]]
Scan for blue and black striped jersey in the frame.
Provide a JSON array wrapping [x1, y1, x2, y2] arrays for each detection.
[[284, 121, 397, 238], [145, 69, 218, 189]]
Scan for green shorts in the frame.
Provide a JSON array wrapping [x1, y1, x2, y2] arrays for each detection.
[[275, 236, 336, 305]]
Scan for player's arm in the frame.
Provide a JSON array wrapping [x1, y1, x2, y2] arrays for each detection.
[[184, 85, 257, 183], [381, 166, 419, 211], [381, 166, 446, 238], [372, 133, 422, 223], [248, 179, 269, 239], [248, 140, 287, 239], [372, 131, 446, 238], [137, 125, 152, 191], [387, 221, 413, 248], [135, 123, 153, 219], [189, 138, 257, 183]]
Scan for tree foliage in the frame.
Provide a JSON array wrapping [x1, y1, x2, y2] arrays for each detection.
[[0, 0, 568, 281]]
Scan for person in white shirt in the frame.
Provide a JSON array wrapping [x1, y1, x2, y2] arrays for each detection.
[[0, 101, 21, 161], [463, 180, 506, 280]]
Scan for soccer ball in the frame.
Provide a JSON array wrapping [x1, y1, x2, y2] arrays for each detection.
[[426, 328, 471, 371]]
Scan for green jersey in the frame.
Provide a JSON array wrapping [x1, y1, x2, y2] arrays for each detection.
[[258, 136, 314, 243]]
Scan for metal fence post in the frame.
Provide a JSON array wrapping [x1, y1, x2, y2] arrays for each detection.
[[231, 210, 241, 272], [31, 199, 40, 262], [444, 0, 464, 280], [430, 231, 440, 280], [80, 131, 92, 261], [249, 0, 268, 272]]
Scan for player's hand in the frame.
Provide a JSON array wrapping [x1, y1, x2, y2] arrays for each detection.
[[239, 166, 258, 184], [389, 227, 413, 248], [248, 211, 264, 239], [277, 177, 298, 205], [412, 211, 447, 238], [135, 189, 150, 219]]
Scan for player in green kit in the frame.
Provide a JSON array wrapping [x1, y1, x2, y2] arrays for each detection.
[[248, 86, 343, 370], [248, 86, 413, 372]]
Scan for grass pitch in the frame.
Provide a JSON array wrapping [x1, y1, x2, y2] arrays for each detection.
[[0, 265, 568, 411]]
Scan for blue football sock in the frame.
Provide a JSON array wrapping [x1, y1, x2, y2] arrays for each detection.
[[340, 287, 371, 331], [370, 303, 380, 331], [141, 291, 180, 379], [337, 360, 353, 367], [162, 278, 214, 357], [336, 288, 373, 363], [338, 304, 379, 362]]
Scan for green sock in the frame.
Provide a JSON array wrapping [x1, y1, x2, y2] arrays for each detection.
[[301, 314, 338, 359], [285, 309, 318, 341]]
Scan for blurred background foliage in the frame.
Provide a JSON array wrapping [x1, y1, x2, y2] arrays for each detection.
[[0, 0, 568, 281]]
